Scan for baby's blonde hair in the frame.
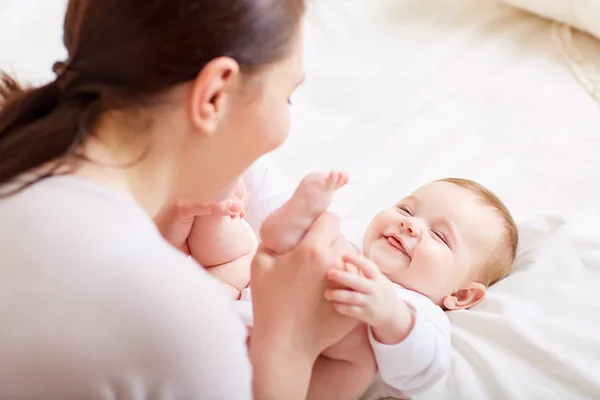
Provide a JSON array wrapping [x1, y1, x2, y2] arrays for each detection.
[[438, 178, 518, 287]]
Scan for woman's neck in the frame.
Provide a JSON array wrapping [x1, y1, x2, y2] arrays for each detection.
[[71, 114, 176, 217]]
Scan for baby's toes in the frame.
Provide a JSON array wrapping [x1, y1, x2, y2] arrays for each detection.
[[338, 171, 349, 187], [328, 171, 348, 189]]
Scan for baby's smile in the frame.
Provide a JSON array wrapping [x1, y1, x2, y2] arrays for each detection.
[[382, 233, 412, 261]]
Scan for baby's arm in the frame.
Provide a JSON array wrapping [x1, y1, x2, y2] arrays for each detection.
[[326, 253, 451, 396], [368, 293, 451, 396]]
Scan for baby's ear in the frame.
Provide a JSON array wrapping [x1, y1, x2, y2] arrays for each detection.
[[443, 282, 486, 310]]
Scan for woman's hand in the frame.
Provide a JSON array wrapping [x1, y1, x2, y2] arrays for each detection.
[[250, 211, 357, 359], [249, 211, 359, 399], [154, 197, 243, 255], [233, 179, 249, 218]]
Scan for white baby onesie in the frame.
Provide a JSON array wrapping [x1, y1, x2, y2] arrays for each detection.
[[362, 284, 451, 399], [234, 284, 451, 399]]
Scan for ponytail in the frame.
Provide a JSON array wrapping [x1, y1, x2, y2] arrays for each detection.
[[0, 72, 98, 196]]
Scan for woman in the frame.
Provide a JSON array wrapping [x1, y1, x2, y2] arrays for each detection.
[[0, 0, 368, 398]]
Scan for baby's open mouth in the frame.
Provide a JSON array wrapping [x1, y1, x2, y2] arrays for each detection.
[[385, 235, 411, 259]]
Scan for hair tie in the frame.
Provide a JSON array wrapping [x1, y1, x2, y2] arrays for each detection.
[[52, 61, 68, 76], [52, 60, 77, 94]]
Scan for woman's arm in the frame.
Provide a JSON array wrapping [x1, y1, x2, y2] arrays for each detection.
[[249, 211, 359, 398], [251, 333, 374, 400], [250, 329, 316, 399]]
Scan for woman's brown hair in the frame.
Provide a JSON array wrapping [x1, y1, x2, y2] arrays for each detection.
[[0, 0, 304, 195]]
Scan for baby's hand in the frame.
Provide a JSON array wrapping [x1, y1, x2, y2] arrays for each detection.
[[325, 253, 415, 344], [230, 179, 248, 219], [325, 253, 400, 328], [341, 260, 362, 276]]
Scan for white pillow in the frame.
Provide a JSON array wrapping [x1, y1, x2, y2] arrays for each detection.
[[500, 0, 600, 105], [502, 0, 600, 38]]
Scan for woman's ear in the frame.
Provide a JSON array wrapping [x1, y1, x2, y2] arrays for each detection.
[[189, 57, 240, 135], [442, 281, 486, 310]]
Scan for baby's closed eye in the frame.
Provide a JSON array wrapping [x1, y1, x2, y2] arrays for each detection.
[[431, 229, 449, 247]]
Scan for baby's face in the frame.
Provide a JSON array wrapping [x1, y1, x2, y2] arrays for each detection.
[[362, 181, 504, 306]]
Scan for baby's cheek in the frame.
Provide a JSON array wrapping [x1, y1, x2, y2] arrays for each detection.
[[418, 247, 447, 275], [431, 251, 457, 284], [426, 240, 451, 261]]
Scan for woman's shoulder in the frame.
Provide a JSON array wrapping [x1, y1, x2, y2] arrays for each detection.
[[0, 176, 253, 399], [0, 175, 156, 238], [103, 242, 253, 398], [92, 227, 253, 399], [0, 174, 234, 306], [0, 174, 245, 327]]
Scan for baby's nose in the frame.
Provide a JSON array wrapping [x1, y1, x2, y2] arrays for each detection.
[[400, 218, 421, 237]]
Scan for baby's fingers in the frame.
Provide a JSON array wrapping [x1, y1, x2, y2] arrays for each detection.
[[227, 196, 244, 214], [324, 289, 368, 306], [332, 303, 367, 321], [327, 269, 373, 294], [342, 253, 380, 279], [343, 261, 360, 276]]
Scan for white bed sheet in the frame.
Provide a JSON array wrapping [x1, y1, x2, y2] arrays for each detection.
[[1, 0, 600, 399]]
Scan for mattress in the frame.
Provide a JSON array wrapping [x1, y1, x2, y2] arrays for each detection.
[[2, 0, 600, 399]]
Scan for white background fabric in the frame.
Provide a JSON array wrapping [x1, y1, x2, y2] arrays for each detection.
[[2, 1, 600, 399]]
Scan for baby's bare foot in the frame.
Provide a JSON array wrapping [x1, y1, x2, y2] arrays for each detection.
[[295, 170, 348, 210], [260, 171, 348, 255]]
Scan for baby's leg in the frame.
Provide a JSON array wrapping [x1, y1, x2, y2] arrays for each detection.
[[189, 215, 255, 266], [205, 250, 255, 299], [260, 171, 348, 255], [188, 215, 256, 298], [310, 324, 378, 399]]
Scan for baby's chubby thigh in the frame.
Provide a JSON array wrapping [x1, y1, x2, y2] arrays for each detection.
[[322, 322, 374, 363], [321, 322, 378, 397], [188, 215, 256, 267]]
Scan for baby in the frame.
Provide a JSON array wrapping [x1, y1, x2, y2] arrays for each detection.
[[188, 171, 518, 399], [188, 179, 255, 299], [188, 172, 349, 299]]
